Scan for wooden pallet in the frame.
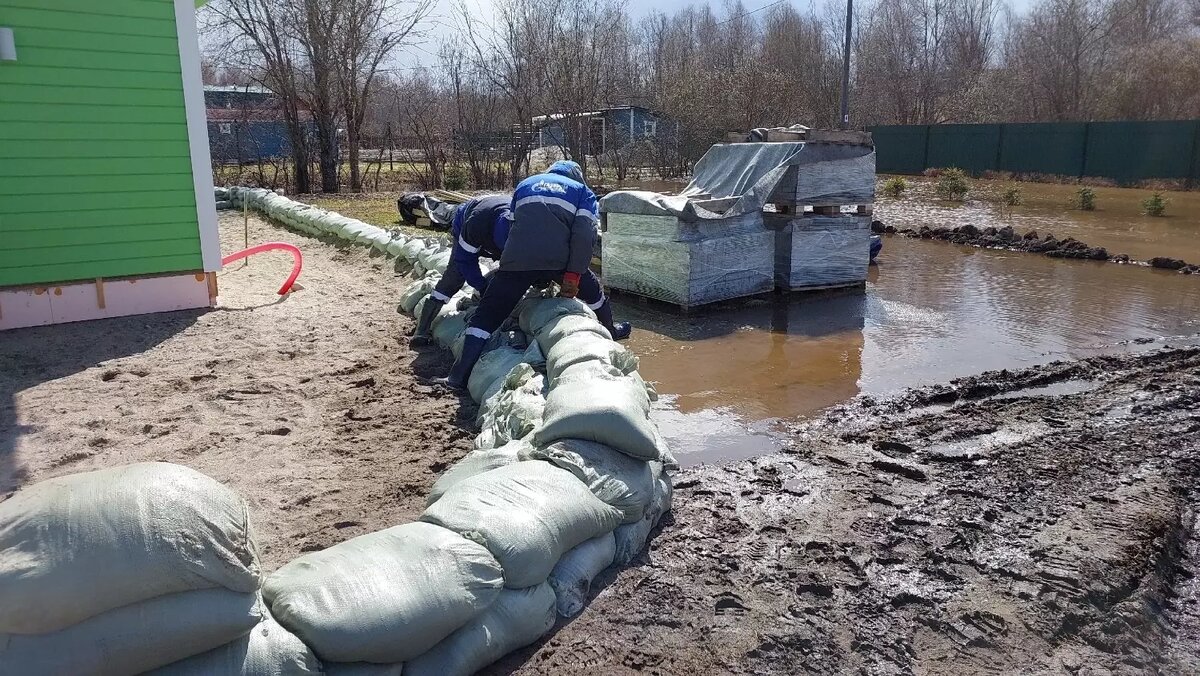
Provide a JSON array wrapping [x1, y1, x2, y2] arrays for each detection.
[[766, 203, 874, 216]]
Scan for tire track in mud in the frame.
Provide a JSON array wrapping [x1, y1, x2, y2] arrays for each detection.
[[495, 347, 1200, 675]]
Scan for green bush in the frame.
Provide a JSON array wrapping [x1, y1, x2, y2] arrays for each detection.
[[444, 165, 469, 191], [1001, 187, 1022, 207], [1142, 192, 1168, 217], [1073, 187, 1096, 211], [882, 176, 908, 199], [935, 168, 970, 201]]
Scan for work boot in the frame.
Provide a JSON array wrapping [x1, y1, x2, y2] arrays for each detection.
[[436, 334, 487, 391], [408, 298, 444, 347], [593, 300, 633, 341]]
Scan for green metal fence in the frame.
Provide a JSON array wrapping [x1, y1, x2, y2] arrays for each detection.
[[869, 120, 1200, 185]]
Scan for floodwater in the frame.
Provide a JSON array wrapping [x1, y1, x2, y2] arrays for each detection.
[[619, 234, 1200, 464], [881, 178, 1200, 263]]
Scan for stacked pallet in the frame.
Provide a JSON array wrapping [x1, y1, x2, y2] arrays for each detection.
[[601, 206, 775, 310], [768, 207, 873, 291]]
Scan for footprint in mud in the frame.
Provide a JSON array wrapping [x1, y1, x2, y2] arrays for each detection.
[[714, 591, 750, 615]]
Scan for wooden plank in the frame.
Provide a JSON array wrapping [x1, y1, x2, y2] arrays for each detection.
[[95, 278, 106, 309], [0, 190, 197, 215], [0, 83, 183, 108], [0, 121, 188, 143]]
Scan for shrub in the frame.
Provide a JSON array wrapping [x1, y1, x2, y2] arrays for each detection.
[[444, 165, 469, 191], [1001, 186, 1022, 207], [935, 168, 970, 201], [1142, 192, 1168, 217], [1073, 187, 1096, 211], [882, 176, 908, 199]]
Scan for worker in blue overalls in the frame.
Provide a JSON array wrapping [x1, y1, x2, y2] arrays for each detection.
[[436, 160, 631, 391], [409, 195, 511, 347]]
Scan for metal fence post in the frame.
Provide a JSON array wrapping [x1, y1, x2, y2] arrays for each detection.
[[1188, 121, 1200, 190], [922, 125, 932, 172], [1078, 122, 1091, 179]]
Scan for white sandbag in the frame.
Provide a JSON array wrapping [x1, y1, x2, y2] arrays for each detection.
[[467, 347, 527, 404], [477, 367, 546, 442], [147, 604, 320, 676], [613, 475, 674, 566], [524, 439, 655, 524], [535, 314, 611, 354], [399, 274, 437, 314], [422, 462, 624, 588], [545, 331, 633, 383], [404, 583, 557, 676], [426, 440, 528, 507], [0, 589, 261, 676], [534, 362, 660, 461], [323, 663, 404, 676], [548, 532, 616, 618], [432, 310, 470, 349], [517, 297, 595, 337], [263, 522, 504, 664], [0, 462, 260, 635]]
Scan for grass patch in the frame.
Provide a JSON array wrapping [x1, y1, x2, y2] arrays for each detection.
[[298, 193, 446, 238]]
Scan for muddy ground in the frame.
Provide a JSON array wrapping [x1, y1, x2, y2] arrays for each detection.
[[0, 213, 474, 570], [501, 347, 1200, 675]]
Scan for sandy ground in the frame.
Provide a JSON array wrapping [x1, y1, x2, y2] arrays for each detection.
[[0, 212, 472, 570], [497, 347, 1200, 675]]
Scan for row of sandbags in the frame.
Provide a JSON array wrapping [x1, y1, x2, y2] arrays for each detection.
[[0, 463, 321, 676], [230, 190, 679, 669], [192, 189, 673, 674]]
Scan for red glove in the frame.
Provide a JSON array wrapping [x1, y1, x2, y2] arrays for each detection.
[[559, 272, 581, 299]]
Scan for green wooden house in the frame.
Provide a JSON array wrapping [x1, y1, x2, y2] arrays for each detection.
[[0, 0, 220, 330]]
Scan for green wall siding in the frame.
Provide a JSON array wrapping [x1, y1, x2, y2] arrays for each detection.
[[0, 0, 203, 287]]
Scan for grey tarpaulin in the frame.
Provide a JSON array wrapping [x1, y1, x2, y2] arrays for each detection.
[[600, 142, 875, 220]]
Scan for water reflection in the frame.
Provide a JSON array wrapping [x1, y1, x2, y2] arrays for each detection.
[[615, 235, 1200, 463]]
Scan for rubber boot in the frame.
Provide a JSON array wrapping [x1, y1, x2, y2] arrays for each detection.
[[593, 300, 632, 341], [437, 334, 487, 391], [408, 298, 444, 347]]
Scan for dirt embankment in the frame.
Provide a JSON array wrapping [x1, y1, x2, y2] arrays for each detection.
[[873, 220, 1200, 273], [0, 213, 473, 570], [500, 347, 1200, 675]]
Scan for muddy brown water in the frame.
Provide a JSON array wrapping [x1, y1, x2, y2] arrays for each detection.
[[881, 177, 1200, 262], [617, 234, 1200, 465]]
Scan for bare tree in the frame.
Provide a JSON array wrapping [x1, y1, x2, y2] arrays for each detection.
[[334, 0, 433, 192]]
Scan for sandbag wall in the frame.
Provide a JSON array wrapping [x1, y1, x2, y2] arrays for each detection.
[[202, 188, 672, 674]]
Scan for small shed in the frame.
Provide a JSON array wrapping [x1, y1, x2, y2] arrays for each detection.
[[534, 106, 675, 155], [207, 84, 313, 164], [0, 0, 220, 331]]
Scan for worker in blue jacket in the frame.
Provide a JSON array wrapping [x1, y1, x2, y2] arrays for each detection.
[[437, 160, 631, 390], [409, 195, 511, 347]]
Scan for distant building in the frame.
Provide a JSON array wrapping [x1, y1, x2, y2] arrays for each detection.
[[204, 85, 317, 164], [533, 106, 675, 155]]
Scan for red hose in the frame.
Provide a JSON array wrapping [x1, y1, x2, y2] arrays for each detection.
[[221, 242, 303, 295]]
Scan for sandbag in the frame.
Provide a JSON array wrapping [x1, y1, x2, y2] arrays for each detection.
[[404, 583, 557, 676], [398, 275, 437, 314], [545, 331, 634, 383], [535, 362, 660, 461], [422, 462, 624, 588], [614, 475, 674, 566], [432, 309, 470, 349], [524, 439, 656, 524], [0, 589, 261, 676], [477, 367, 546, 443], [263, 522, 504, 664], [427, 440, 529, 506], [0, 462, 260, 635], [548, 532, 616, 618], [147, 604, 320, 676], [517, 297, 595, 337], [467, 346, 527, 404], [535, 314, 612, 354], [323, 663, 404, 676]]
